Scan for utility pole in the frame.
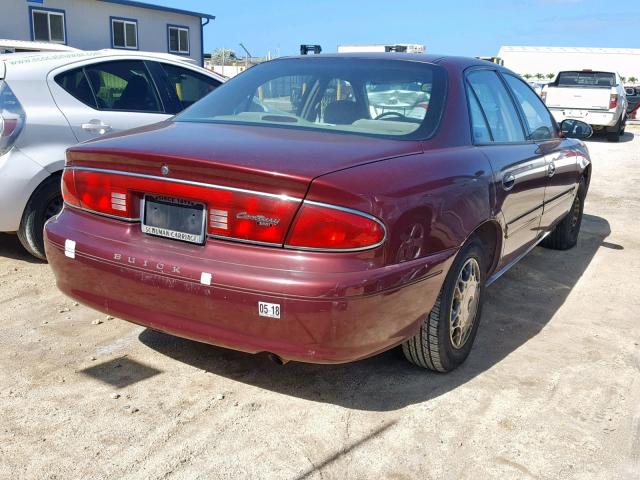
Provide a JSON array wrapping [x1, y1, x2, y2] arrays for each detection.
[[239, 43, 252, 67]]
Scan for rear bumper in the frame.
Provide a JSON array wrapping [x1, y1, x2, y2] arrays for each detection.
[[549, 108, 618, 128], [44, 208, 455, 363]]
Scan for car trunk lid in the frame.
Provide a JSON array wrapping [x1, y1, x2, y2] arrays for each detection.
[[64, 121, 421, 246]]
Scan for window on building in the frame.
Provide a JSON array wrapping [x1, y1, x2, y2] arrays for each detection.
[[168, 26, 189, 54], [111, 18, 138, 49], [31, 8, 66, 44]]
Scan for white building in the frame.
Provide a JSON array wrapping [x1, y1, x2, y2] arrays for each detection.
[[498, 46, 640, 80], [337, 44, 426, 54], [0, 0, 215, 65]]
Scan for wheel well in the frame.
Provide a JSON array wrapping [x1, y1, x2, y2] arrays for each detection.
[[583, 164, 592, 190], [22, 171, 62, 219], [469, 221, 502, 278]]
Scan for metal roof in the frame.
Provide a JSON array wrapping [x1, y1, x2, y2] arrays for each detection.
[[0, 39, 80, 52], [95, 0, 216, 20], [500, 46, 640, 55]]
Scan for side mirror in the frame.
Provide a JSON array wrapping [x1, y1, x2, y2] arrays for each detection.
[[560, 119, 593, 139]]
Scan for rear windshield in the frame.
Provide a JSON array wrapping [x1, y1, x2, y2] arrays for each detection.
[[176, 57, 447, 139], [557, 71, 616, 87]]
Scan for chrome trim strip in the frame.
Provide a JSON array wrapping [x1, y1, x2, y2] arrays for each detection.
[[486, 231, 550, 287], [283, 199, 388, 253], [65, 203, 140, 222], [207, 234, 282, 248], [67, 166, 303, 202]]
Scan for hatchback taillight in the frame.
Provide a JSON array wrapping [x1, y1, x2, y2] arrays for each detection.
[[0, 80, 26, 156], [609, 94, 618, 110], [285, 202, 386, 251]]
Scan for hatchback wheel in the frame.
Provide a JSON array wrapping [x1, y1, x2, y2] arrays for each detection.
[[402, 240, 485, 372], [17, 176, 63, 260]]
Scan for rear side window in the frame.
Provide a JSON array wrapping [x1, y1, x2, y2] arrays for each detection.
[[55, 68, 97, 108], [158, 63, 220, 111], [467, 88, 492, 143], [557, 71, 615, 87], [503, 74, 556, 141], [55, 61, 163, 112], [85, 61, 161, 112], [467, 70, 525, 143]]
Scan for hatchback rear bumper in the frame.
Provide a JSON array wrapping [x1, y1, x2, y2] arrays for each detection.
[[45, 208, 455, 363]]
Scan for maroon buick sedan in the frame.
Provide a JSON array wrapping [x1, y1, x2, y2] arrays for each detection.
[[45, 54, 592, 372]]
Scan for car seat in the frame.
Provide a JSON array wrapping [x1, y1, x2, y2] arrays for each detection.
[[324, 100, 363, 125]]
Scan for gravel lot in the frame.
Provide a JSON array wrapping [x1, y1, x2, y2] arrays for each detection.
[[1, 129, 639, 480]]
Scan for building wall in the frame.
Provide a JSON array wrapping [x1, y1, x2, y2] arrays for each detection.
[[498, 46, 640, 80], [0, 0, 204, 64]]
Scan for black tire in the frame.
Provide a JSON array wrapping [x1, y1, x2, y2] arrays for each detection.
[[402, 240, 485, 372], [17, 175, 63, 261], [606, 116, 623, 142], [540, 178, 586, 251]]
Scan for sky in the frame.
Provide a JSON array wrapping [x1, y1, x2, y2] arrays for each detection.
[[153, 0, 639, 58]]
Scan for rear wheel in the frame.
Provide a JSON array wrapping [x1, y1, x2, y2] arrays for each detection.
[[402, 240, 485, 372], [17, 176, 63, 261], [606, 116, 623, 142], [540, 178, 586, 251]]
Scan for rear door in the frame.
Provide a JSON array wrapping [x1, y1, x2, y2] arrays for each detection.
[[466, 69, 548, 268], [49, 59, 170, 142], [502, 73, 579, 231]]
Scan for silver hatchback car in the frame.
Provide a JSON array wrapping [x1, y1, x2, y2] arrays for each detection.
[[0, 49, 224, 259]]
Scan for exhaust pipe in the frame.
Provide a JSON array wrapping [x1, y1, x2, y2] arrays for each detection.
[[268, 353, 288, 366]]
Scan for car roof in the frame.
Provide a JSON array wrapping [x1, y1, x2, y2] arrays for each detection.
[[0, 49, 225, 82], [272, 52, 502, 71]]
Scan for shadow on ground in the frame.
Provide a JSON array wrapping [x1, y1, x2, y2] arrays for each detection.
[[586, 131, 634, 143], [139, 214, 612, 411], [0, 233, 43, 263], [81, 356, 162, 389]]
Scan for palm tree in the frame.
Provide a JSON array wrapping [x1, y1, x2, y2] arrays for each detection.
[[523, 73, 532, 80], [546, 73, 555, 81], [535, 73, 544, 81], [629, 76, 638, 85], [620, 76, 626, 84]]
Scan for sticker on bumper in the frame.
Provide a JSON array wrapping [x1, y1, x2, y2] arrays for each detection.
[[65, 239, 76, 259], [258, 302, 280, 319]]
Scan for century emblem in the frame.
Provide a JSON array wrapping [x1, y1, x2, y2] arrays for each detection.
[[161, 164, 170, 176]]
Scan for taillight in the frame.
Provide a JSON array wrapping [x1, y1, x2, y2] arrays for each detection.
[[0, 80, 26, 156], [609, 94, 618, 110], [61, 168, 300, 244], [285, 201, 386, 251]]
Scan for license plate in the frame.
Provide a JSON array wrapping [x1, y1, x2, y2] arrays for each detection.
[[141, 195, 206, 244]]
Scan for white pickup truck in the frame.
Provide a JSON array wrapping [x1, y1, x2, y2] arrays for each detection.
[[542, 70, 628, 142]]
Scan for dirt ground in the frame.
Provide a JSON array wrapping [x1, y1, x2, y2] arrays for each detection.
[[1, 128, 639, 480]]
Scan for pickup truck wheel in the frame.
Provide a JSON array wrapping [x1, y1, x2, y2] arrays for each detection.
[[402, 240, 485, 372], [607, 116, 623, 142], [17, 176, 63, 261], [541, 178, 586, 251]]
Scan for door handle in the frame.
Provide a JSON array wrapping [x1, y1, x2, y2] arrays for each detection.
[[81, 120, 111, 135], [502, 173, 516, 191], [547, 161, 556, 178]]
